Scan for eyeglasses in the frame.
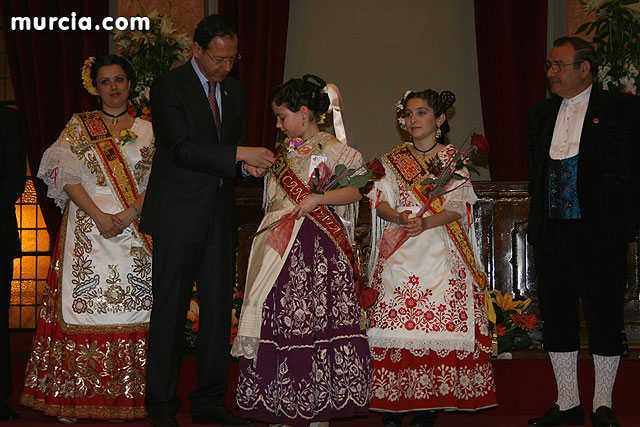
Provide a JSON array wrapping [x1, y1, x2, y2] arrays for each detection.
[[204, 50, 241, 66], [544, 61, 580, 73]]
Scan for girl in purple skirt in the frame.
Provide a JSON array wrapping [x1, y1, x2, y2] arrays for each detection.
[[232, 75, 372, 426]]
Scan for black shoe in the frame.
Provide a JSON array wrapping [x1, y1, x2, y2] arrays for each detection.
[[0, 406, 20, 422], [590, 406, 619, 427], [382, 412, 403, 427], [527, 404, 584, 426], [149, 410, 179, 427], [192, 404, 252, 426], [411, 410, 437, 427]]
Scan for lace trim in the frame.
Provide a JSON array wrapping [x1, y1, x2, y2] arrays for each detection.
[[367, 335, 475, 354], [232, 332, 368, 360]]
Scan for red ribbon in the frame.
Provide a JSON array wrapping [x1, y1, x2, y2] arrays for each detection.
[[50, 167, 58, 188]]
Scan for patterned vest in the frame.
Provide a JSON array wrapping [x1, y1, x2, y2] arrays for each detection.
[[547, 155, 581, 219]]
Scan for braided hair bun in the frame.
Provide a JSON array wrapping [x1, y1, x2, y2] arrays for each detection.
[[403, 89, 455, 117], [269, 74, 330, 121]]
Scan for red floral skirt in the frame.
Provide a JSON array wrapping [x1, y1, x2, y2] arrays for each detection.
[[369, 322, 497, 412], [20, 232, 148, 420]]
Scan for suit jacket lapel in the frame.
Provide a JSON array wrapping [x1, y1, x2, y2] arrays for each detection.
[[538, 96, 562, 163], [219, 79, 233, 145], [579, 86, 601, 161]]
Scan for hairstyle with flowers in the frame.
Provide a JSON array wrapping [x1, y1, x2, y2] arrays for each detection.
[[395, 89, 456, 142], [81, 57, 97, 95], [81, 55, 136, 97]]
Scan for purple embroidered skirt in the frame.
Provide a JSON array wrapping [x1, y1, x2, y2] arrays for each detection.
[[236, 217, 371, 426]]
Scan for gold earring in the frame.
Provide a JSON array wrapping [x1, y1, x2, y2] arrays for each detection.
[[436, 127, 442, 139]]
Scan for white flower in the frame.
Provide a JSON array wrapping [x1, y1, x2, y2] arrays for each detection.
[[160, 15, 175, 37], [581, 0, 613, 12]]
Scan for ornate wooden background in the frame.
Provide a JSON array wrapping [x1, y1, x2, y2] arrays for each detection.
[[235, 182, 640, 347]]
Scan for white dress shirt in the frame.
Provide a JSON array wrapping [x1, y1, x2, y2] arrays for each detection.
[[549, 84, 592, 160]]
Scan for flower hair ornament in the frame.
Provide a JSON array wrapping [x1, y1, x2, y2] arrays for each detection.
[[395, 89, 456, 132], [395, 90, 413, 131], [81, 56, 97, 96]]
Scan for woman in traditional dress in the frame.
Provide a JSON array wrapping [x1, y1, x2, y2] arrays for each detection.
[[366, 90, 496, 427], [20, 55, 154, 423], [232, 75, 372, 426]]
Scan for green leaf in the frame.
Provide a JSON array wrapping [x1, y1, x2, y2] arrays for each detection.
[[575, 22, 590, 34], [334, 164, 347, 176], [421, 178, 436, 186], [339, 176, 351, 186], [349, 174, 369, 189]]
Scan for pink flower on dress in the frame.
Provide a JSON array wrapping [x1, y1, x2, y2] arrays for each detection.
[[405, 297, 417, 308], [446, 322, 456, 332]]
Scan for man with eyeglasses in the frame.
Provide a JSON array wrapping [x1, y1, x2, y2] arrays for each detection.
[[526, 36, 640, 427], [141, 13, 274, 427]]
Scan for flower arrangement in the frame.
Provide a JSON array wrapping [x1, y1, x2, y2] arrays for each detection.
[[184, 286, 199, 352], [113, 8, 192, 119], [378, 133, 489, 260], [184, 285, 244, 351], [118, 128, 137, 146], [489, 289, 537, 354], [81, 57, 98, 95], [577, 0, 640, 94]]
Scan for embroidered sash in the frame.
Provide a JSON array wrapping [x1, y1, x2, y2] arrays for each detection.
[[382, 144, 487, 291], [271, 148, 377, 308], [76, 112, 153, 255]]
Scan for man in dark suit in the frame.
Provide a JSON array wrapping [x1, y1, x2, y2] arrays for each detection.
[[526, 37, 640, 427], [140, 14, 274, 427], [0, 105, 26, 422]]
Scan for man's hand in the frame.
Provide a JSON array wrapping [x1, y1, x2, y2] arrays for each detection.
[[237, 147, 275, 168]]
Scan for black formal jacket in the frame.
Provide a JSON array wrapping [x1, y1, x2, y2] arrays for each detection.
[[0, 106, 26, 260], [139, 61, 247, 242], [526, 85, 640, 245]]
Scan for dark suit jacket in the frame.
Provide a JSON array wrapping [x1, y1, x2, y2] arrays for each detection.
[[0, 106, 26, 260], [526, 85, 640, 245], [140, 61, 247, 242]]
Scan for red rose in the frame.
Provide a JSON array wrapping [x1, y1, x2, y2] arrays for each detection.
[[127, 105, 137, 117], [496, 325, 506, 336], [471, 133, 489, 154], [365, 158, 386, 181]]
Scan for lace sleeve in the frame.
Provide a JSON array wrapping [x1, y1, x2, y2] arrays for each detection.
[[132, 119, 156, 193], [441, 165, 477, 216], [36, 117, 84, 211]]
